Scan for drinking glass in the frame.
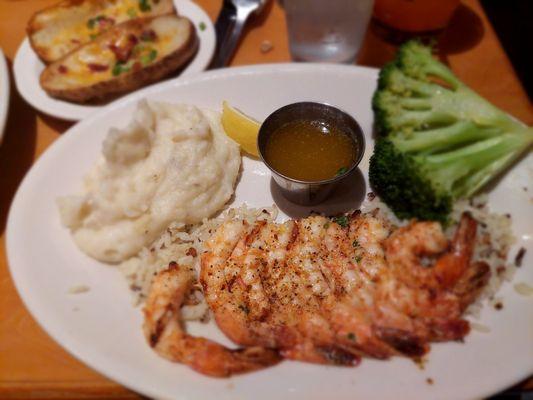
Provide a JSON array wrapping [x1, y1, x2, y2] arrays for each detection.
[[284, 0, 374, 64]]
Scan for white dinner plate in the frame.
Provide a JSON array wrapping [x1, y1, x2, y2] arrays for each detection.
[[0, 47, 9, 143], [13, 0, 215, 121], [6, 63, 533, 400]]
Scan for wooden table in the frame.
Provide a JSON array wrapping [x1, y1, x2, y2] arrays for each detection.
[[0, 0, 531, 398]]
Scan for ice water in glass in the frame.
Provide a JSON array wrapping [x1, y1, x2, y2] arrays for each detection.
[[284, 0, 374, 63]]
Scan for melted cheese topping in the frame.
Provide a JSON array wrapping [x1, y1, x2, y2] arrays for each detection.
[[49, 0, 142, 47], [32, 0, 174, 62], [49, 15, 190, 87]]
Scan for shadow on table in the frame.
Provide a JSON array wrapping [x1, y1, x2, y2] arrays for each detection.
[[0, 58, 37, 235], [38, 112, 74, 133], [438, 4, 485, 55], [358, 3, 485, 68]]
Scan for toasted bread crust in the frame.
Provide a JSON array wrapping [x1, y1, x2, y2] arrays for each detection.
[[40, 17, 198, 103], [28, 0, 175, 64]]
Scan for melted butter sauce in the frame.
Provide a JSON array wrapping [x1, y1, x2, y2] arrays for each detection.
[[264, 119, 357, 181]]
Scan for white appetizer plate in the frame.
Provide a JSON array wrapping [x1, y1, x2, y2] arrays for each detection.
[[7, 63, 533, 400], [0, 46, 9, 143], [13, 0, 215, 121]]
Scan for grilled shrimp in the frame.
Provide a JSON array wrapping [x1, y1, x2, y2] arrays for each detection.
[[199, 211, 490, 369], [143, 262, 280, 377], [201, 217, 361, 366], [379, 213, 490, 344], [143, 210, 491, 376]]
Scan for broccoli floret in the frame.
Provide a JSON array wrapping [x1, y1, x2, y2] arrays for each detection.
[[369, 41, 533, 223]]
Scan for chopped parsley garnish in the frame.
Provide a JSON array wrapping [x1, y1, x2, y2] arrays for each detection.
[[333, 215, 348, 227], [323, 222, 330, 229], [354, 255, 362, 263], [347, 332, 356, 341], [336, 166, 348, 176], [199, 21, 206, 31], [133, 43, 146, 55], [89, 33, 99, 40], [112, 61, 132, 76], [127, 7, 137, 18], [352, 240, 359, 248], [140, 49, 158, 65], [87, 15, 104, 29], [139, 0, 151, 12]]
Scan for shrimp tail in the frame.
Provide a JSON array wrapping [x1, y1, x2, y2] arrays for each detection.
[[425, 318, 470, 341], [144, 264, 280, 377], [182, 339, 280, 377], [374, 327, 428, 357], [282, 342, 361, 366], [452, 261, 491, 311], [434, 212, 478, 288]]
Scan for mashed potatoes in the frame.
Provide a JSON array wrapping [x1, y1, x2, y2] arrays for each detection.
[[58, 100, 241, 263]]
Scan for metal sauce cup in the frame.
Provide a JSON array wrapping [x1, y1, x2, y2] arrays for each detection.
[[258, 102, 365, 206]]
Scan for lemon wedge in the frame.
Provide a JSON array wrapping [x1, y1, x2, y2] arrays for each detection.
[[221, 101, 261, 157]]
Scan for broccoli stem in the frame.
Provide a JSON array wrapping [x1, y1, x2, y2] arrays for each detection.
[[392, 121, 501, 154], [420, 131, 533, 197], [458, 128, 533, 197], [390, 109, 456, 130]]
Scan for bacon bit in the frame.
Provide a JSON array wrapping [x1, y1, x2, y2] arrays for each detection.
[[186, 247, 197, 257], [494, 302, 503, 310], [58, 65, 68, 74], [128, 33, 139, 45], [88, 63, 109, 72], [108, 34, 139, 63], [109, 44, 132, 63], [515, 247, 526, 267], [496, 266, 506, 275], [98, 16, 115, 29], [140, 29, 157, 41], [426, 378, 434, 385]]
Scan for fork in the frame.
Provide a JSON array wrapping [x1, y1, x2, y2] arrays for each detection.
[[210, 0, 269, 68]]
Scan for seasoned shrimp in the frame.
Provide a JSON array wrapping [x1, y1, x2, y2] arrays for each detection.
[[198, 211, 490, 370], [144, 211, 490, 376], [143, 262, 280, 377], [379, 213, 490, 343], [201, 216, 361, 366]]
